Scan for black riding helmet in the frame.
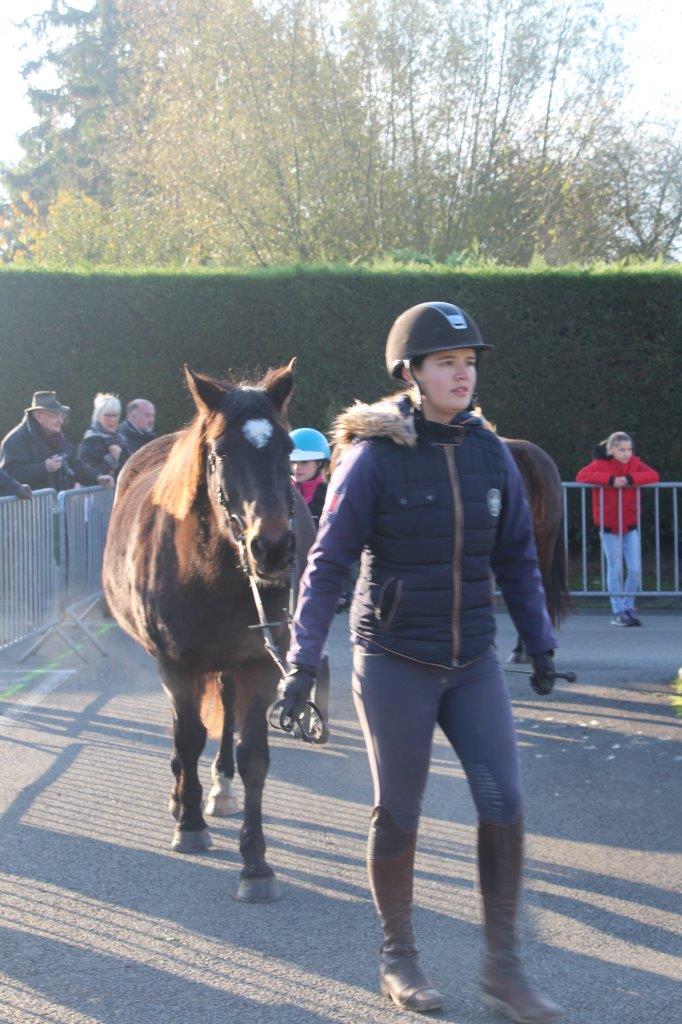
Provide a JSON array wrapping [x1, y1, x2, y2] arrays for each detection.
[[385, 301, 493, 379]]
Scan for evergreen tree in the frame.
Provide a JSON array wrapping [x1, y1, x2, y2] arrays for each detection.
[[2, 0, 122, 214]]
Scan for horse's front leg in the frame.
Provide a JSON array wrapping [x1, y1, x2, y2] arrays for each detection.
[[205, 672, 240, 817], [233, 663, 280, 903], [163, 665, 212, 853]]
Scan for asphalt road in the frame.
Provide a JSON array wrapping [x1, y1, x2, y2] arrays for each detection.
[[0, 607, 680, 1024]]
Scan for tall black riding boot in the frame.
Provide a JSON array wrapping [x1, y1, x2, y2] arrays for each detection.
[[478, 816, 563, 1023], [368, 806, 444, 1013]]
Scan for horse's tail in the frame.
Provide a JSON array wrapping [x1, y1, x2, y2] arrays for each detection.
[[546, 526, 571, 628], [200, 675, 224, 740], [505, 439, 571, 629]]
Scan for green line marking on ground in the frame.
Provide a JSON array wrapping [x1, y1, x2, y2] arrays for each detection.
[[0, 620, 115, 701], [0, 683, 27, 700]]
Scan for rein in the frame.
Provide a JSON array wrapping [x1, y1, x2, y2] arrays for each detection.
[[208, 451, 327, 744]]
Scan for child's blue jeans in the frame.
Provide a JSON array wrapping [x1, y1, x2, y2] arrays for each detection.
[[601, 528, 641, 613]]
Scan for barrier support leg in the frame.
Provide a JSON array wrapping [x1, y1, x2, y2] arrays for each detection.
[[18, 623, 89, 664], [65, 594, 110, 657]]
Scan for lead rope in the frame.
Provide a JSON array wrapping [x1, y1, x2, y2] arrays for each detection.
[[229, 491, 327, 745]]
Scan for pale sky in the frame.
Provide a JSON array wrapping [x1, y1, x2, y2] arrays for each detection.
[[1, 0, 681, 173]]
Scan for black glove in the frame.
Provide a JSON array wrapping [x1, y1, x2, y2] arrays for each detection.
[[277, 665, 316, 719], [530, 651, 556, 696]]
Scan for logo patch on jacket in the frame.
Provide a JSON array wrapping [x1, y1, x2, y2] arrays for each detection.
[[487, 488, 502, 518]]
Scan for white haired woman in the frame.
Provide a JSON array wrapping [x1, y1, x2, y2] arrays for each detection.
[[76, 393, 123, 488]]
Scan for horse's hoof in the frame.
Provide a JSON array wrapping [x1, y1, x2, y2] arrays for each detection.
[[507, 651, 531, 665], [171, 827, 212, 853], [168, 797, 180, 820], [234, 876, 281, 903], [205, 793, 240, 817]]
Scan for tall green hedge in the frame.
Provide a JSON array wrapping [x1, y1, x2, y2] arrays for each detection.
[[1, 265, 681, 480]]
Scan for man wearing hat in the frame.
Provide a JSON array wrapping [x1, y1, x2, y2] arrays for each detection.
[[0, 391, 103, 492]]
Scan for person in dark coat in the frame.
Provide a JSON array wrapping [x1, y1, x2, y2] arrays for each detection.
[[0, 467, 31, 499], [0, 391, 100, 492], [77, 393, 123, 487], [119, 398, 156, 467], [278, 302, 563, 1022]]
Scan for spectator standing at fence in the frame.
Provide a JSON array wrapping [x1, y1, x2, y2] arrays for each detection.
[[0, 391, 101, 492], [119, 398, 156, 466], [576, 432, 659, 627], [0, 466, 31, 499], [77, 393, 124, 489]]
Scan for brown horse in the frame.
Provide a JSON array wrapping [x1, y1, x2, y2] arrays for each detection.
[[102, 362, 315, 902], [475, 409, 570, 657], [505, 438, 570, 661]]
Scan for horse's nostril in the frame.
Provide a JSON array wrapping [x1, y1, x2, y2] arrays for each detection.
[[250, 531, 295, 574], [250, 537, 265, 562]]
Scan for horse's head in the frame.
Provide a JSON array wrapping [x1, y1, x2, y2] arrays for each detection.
[[186, 361, 297, 583]]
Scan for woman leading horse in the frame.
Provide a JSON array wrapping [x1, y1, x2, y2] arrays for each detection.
[[279, 302, 564, 1021]]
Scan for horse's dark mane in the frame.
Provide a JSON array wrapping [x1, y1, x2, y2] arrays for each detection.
[[152, 415, 207, 521], [152, 369, 290, 521]]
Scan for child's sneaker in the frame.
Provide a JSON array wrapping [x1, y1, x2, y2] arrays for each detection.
[[611, 611, 632, 626], [624, 609, 642, 626]]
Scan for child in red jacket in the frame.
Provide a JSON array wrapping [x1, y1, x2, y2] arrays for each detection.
[[576, 432, 659, 626]]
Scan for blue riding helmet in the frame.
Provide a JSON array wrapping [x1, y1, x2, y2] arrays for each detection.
[[290, 427, 331, 462]]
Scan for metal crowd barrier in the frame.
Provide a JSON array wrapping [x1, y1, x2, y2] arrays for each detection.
[[563, 482, 681, 597], [0, 489, 60, 650], [0, 485, 115, 660], [53, 485, 116, 657], [57, 486, 115, 609], [0, 481, 679, 661]]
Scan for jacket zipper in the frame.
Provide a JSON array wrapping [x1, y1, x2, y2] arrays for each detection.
[[444, 446, 463, 665]]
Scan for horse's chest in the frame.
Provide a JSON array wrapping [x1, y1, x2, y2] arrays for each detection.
[[153, 576, 289, 669]]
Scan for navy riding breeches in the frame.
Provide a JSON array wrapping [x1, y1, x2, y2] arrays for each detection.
[[352, 644, 522, 830]]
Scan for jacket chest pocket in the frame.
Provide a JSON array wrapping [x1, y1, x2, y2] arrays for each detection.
[[382, 488, 441, 534], [395, 489, 437, 506]]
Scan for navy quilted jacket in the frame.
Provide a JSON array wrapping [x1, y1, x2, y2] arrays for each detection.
[[288, 398, 555, 671]]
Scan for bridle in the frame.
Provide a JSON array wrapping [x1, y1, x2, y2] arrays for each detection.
[[208, 448, 294, 604], [208, 449, 250, 570], [207, 448, 327, 744]]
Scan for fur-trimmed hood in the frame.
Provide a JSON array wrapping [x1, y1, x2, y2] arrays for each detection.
[[332, 392, 483, 459], [332, 394, 417, 454]]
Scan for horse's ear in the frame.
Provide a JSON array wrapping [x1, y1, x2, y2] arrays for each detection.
[[184, 365, 228, 414], [263, 358, 296, 413]]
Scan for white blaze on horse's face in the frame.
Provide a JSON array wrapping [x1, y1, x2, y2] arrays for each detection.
[[242, 419, 273, 449]]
